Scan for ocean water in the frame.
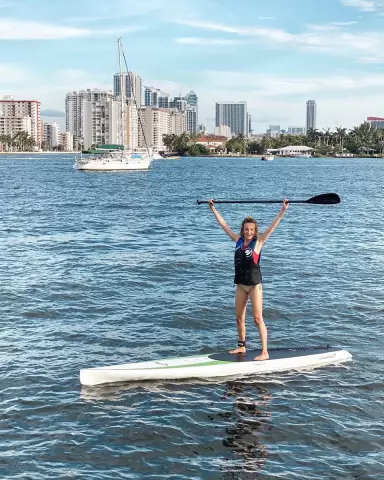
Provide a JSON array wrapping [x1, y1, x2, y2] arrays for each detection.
[[0, 154, 383, 479]]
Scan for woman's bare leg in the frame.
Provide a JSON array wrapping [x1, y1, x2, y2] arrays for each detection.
[[249, 284, 269, 360], [229, 286, 249, 354]]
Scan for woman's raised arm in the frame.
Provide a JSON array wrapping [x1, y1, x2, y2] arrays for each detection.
[[208, 200, 239, 242], [259, 199, 289, 244]]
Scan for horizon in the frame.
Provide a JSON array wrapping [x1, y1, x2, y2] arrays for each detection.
[[1, 0, 384, 133]]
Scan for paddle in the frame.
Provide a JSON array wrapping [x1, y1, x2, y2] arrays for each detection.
[[196, 193, 340, 205]]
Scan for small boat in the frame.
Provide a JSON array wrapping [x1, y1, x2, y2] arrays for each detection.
[[261, 153, 274, 161], [80, 346, 352, 386]]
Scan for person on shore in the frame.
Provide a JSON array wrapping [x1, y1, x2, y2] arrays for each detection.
[[208, 199, 289, 360]]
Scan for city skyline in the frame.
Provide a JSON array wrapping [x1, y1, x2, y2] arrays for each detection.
[[1, 0, 384, 132]]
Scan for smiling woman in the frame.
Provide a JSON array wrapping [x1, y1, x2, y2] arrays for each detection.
[[207, 198, 289, 360]]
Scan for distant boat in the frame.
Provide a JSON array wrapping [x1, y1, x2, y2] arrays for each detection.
[[261, 153, 275, 161], [74, 39, 153, 171]]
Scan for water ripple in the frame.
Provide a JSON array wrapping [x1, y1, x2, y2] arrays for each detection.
[[0, 155, 383, 478]]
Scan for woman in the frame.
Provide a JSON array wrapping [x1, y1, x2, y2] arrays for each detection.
[[208, 199, 289, 361]]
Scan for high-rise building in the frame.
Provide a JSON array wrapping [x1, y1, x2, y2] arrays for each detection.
[[185, 90, 198, 133], [82, 95, 120, 150], [306, 100, 317, 131], [144, 87, 171, 108], [198, 124, 207, 135], [169, 109, 187, 136], [58, 132, 74, 152], [215, 124, 232, 139], [248, 114, 252, 136], [267, 125, 281, 137], [288, 126, 306, 135], [215, 102, 248, 136], [114, 72, 142, 105], [65, 89, 114, 149], [43, 122, 60, 148], [138, 107, 171, 150], [367, 117, 384, 129], [0, 96, 41, 145]]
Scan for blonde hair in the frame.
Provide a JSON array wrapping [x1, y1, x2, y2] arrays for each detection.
[[240, 216, 258, 239]]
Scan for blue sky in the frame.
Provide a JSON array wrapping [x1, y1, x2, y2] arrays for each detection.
[[1, 0, 384, 132]]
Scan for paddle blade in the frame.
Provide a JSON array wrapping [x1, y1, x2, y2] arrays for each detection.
[[305, 193, 340, 204]]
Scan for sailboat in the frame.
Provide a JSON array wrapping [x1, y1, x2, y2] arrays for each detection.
[[74, 39, 153, 171]]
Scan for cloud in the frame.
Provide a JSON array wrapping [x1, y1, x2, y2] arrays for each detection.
[[340, 0, 378, 11], [201, 70, 384, 96], [175, 37, 248, 45], [0, 18, 145, 40], [176, 19, 384, 62]]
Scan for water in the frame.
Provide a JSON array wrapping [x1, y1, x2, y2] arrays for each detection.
[[0, 154, 383, 479]]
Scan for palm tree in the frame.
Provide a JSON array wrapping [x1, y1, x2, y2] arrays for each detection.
[[335, 127, 348, 152]]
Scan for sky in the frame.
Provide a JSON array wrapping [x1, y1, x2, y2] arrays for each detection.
[[1, 0, 384, 132]]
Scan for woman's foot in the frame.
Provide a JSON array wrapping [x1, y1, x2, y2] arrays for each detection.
[[254, 351, 269, 361], [229, 346, 246, 355]]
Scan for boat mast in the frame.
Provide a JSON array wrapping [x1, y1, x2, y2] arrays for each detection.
[[118, 37, 125, 147]]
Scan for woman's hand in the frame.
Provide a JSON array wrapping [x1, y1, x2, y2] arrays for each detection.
[[208, 199, 215, 210], [281, 199, 289, 213]]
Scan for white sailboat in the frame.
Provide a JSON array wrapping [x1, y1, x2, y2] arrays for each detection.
[[74, 39, 153, 171]]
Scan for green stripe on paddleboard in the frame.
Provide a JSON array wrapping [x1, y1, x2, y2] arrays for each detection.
[[133, 359, 233, 370]]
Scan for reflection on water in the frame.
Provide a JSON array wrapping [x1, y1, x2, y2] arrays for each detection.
[[220, 381, 272, 477]]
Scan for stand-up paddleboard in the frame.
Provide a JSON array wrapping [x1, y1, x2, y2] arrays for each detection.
[[80, 346, 352, 386]]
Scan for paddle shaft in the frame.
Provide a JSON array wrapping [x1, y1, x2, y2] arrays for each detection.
[[198, 199, 310, 204], [196, 192, 340, 205]]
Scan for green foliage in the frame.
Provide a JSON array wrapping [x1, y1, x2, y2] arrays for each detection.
[[161, 123, 384, 157], [0, 131, 36, 152]]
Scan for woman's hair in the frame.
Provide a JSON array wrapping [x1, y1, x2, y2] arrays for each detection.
[[240, 216, 258, 239]]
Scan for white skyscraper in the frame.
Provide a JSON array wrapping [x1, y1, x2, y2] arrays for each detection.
[[306, 100, 317, 131], [65, 89, 115, 149], [215, 101, 248, 137], [114, 72, 142, 106], [82, 96, 120, 150], [138, 107, 171, 151]]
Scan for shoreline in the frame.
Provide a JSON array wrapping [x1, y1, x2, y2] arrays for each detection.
[[0, 151, 79, 155]]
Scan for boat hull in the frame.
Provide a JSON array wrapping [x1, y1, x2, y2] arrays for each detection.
[[74, 157, 152, 171], [80, 347, 352, 386]]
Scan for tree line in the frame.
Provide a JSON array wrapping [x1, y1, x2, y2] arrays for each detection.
[[0, 131, 36, 152], [163, 122, 384, 156]]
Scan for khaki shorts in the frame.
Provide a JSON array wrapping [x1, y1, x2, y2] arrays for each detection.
[[237, 284, 261, 294]]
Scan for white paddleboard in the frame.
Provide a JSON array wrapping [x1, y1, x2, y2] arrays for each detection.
[[80, 346, 352, 386]]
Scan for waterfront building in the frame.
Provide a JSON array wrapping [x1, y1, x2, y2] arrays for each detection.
[[82, 96, 120, 150], [43, 122, 60, 149], [114, 72, 142, 105], [0, 96, 41, 145], [288, 126, 306, 135], [169, 109, 187, 136], [196, 135, 227, 152], [306, 100, 317, 131], [138, 107, 171, 151], [367, 117, 384, 129], [65, 89, 115, 149], [215, 124, 232, 139], [215, 102, 248, 137], [58, 132, 74, 151]]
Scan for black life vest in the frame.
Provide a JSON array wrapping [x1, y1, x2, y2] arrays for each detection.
[[234, 237, 262, 285]]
